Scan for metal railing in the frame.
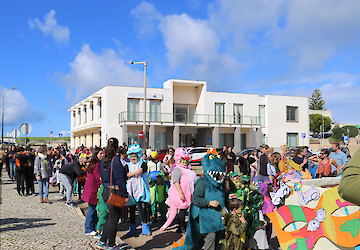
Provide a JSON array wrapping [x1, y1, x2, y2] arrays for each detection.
[[119, 111, 260, 125]]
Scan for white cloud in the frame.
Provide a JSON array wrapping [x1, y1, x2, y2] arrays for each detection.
[[0, 87, 44, 126], [59, 44, 144, 102], [28, 9, 70, 45], [130, 1, 162, 38]]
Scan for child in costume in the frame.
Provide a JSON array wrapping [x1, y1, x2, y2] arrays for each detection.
[[160, 148, 197, 233], [125, 144, 151, 236], [147, 151, 167, 181], [149, 173, 169, 223], [224, 198, 247, 250], [173, 152, 226, 250]]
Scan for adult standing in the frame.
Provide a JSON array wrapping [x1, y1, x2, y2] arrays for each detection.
[[82, 147, 103, 236], [34, 145, 53, 203], [0, 143, 5, 179], [24, 147, 35, 196], [329, 142, 348, 173], [15, 147, 26, 196], [58, 157, 87, 207], [257, 145, 270, 182], [226, 146, 236, 174], [97, 138, 128, 250], [292, 147, 308, 171], [238, 151, 256, 177], [8, 145, 16, 181], [310, 149, 340, 178]]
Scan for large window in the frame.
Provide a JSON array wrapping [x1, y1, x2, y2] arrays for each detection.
[[287, 133, 298, 147], [78, 108, 81, 125], [233, 104, 243, 124], [173, 104, 196, 122], [286, 106, 298, 122], [98, 98, 102, 118], [259, 105, 265, 127], [83, 106, 87, 123], [72, 111, 76, 126], [127, 99, 140, 121], [149, 100, 161, 122], [90, 102, 94, 121], [215, 103, 225, 123]]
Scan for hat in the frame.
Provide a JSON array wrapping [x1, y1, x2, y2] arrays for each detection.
[[151, 151, 158, 159]]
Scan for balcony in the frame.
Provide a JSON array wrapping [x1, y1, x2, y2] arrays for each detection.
[[119, 111, 260, 126]]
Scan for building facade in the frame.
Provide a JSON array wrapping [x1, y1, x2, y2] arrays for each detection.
[[69, 79, 310, 152]]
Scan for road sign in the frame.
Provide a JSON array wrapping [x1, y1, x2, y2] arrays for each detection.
[[11, 129, 20, 138], [20, 123, 32, 135], [58, 133, 63, 138], [302, 133, 306, 138], [343, 135, 349, 142], [138, 130, 144, 139]]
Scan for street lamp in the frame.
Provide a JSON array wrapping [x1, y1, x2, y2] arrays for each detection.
[[128, 61, 147, 149], [2, 87, 17, 143]]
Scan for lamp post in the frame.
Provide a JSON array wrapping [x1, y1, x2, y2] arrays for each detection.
[[2, 87, 17, 143], [128, 61, 147, 148]]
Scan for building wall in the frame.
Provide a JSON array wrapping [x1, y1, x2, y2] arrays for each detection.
[[69, 80, 310, 150]]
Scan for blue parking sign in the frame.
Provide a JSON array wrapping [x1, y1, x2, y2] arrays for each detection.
[[343, 136, 349, 142], [302, 133, 306, 138]]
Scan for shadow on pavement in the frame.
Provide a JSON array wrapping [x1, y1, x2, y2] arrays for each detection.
[[0, 217, 55, 233], [134, 232, 182, 250]]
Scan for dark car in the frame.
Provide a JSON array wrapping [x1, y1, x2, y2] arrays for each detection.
[[235, 148, 257, 162]]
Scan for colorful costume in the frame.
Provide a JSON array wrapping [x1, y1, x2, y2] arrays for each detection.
[[149, 173, 168, 222], [224, 213, 247, 250], [160, 148, 197, 231], [125, 144, 151, 236], [174, 153, 226, 249], [96, 184, 109, 232]]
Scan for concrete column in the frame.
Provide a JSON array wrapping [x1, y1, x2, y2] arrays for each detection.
[[149, 125, 155, 149], [173, 125, 179, 148], [234, 127, 242, 153], [122, 124, 128, 146], [212, 126, 219, 148]]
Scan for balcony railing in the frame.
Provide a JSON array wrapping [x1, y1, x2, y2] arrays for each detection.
[[119, 111, 260, 125]]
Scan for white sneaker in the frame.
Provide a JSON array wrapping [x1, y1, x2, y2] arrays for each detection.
[[85, 231, 97, 236]]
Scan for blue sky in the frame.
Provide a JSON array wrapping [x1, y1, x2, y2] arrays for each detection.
[[1, 0, 360, 137]]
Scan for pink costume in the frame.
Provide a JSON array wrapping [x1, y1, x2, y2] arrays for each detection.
[[160, 148, 197, 230]]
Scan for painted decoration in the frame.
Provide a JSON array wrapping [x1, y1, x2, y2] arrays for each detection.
[[298, 184, 320, 206], [267, 186, 360, 249], [270, 181, 291, 206]]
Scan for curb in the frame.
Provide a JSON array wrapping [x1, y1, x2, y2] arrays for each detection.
[[76, 204, 134, 250]]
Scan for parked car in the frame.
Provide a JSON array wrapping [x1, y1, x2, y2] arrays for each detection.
[[157, 148, 168, 162], [189, 147, 212, 164], [235, 148, 257, 162]]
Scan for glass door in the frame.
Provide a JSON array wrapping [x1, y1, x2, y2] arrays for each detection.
[[233, 104, 243, 124], [215, 103, 225, 123]]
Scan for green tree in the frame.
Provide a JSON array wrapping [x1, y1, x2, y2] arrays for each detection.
[[309, 89, 325, 110], [332, 125, 359, 140], [310, 114, 331, 134]]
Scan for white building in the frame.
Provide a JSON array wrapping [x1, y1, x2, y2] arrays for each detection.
[[68, 79, 310, 152]]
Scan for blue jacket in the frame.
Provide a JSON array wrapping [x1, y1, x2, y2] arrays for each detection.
[[100, 156, 128, 197]]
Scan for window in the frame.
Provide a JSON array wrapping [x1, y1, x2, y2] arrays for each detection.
[[127, 99, 140, 121], [150, 100, 161, 122], [98, 98, 102, 118], [72, 111, 76, 126], [259, 105, 265, 127], [287, 133, 298, 147], [215, 103, 225, 123], [233, 104, 243, 124], [90, 102, 94, 121], [84, 106, 87, 123], [173, 104, 196, 122], [78, 109, 81, 125], [287, 106, 298, 122]]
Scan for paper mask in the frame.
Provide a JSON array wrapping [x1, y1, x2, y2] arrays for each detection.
[[267, 186, 360, 249], [270, 181, 291, 206], [298, 184, 320, 206]]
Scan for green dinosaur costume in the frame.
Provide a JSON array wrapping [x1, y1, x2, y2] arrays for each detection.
[[96, 184, 109, 232], [149, 173, 168, 222], [174, 153, 226, 250]]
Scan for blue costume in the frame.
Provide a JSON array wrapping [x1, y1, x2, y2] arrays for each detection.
[[174, 153, 226, 249]]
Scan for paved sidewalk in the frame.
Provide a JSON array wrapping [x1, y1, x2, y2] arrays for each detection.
[[0, 172, 99, 249]]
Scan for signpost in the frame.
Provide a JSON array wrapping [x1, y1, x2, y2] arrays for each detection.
[[138, 130, 144, 139], [343, 135, 349, 145], [20, 123, 32, 146], [302, 132, 306, 146]]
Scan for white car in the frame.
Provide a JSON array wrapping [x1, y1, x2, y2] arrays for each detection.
[[189, 147, 213, 163]]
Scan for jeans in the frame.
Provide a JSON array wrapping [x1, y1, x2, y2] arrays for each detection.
[[9, 162, 16, 179], [38, 178, 49, 199], [85, 204, 98, 233], [58, 173, 73, 203]]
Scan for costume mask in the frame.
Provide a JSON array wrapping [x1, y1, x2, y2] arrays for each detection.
[[267, 186, 360, 249]]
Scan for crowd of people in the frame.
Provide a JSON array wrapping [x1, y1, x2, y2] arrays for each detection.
[[1, 139, 356, 250]]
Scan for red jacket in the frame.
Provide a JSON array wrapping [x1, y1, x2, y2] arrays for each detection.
[[82, 162, 101, 205]]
